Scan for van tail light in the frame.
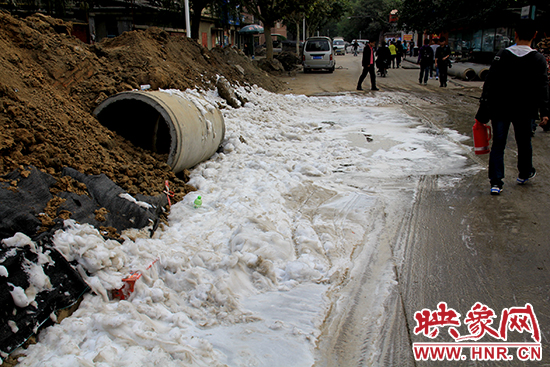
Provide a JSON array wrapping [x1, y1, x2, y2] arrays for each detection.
[[330, 54, 333, 61], [303, 55, 305, 61]]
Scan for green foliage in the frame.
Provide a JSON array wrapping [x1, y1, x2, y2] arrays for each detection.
[[337, 0, 398, 42]]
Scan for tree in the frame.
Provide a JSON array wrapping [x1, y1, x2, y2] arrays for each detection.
[[303, 0, 349, 38], [189, 0, 212, 40], [284, 10, 305, 54], [337, 0, 396, 42], [239, 0, 309, 59]]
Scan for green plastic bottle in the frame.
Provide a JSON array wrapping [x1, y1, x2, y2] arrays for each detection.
[[194, 196, 202, 208]]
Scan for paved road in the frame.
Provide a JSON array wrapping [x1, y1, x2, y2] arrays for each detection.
[[277, 54, 550, 366]]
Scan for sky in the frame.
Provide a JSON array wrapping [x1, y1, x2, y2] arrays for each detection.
[[2, 85, 476, 366]]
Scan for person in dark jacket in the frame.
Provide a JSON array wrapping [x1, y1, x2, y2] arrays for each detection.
[[376, 42, 391, 77], [435, 37, 451, 87], [395, 40, 403, 68], [357, 40, 379, 91], [417, 39, 433, 85], [475, 20, 549, 195]]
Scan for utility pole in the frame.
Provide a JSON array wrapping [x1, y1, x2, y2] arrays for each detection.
[[184, 0, 191, 37]]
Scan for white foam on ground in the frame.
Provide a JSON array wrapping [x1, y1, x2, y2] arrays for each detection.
[[13, 87, 474, 366]]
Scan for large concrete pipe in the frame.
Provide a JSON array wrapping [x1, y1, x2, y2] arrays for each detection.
[[94, 91, 225, 173], [470, 64, 490, 81], [459, 62, 490, 81], [448, 63, 477, 81]]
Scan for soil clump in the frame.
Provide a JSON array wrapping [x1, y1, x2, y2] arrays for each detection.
[[0, 10, 283, 234]]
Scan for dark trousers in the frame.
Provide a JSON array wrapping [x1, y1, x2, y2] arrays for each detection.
[[357, 65, 377, 89], [419, 64, 430, 83], [439, 64, 448, 86], [489, 119, 533, 187], [390, 55, 396, 68]]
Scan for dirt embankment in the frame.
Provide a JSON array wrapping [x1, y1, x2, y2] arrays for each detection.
[[0, 10, 283, 232]]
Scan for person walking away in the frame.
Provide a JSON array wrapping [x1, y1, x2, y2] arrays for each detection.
[[409, 41, 415, 57], [402, 41, 408, 60], [353, 41, 359, 56], [435, 37, 451, 87], [417, 39, 433, 85], [430, 38, 440, 79], [396, 40, 403, 67], [388, 41, 397, 68], [475, 19, 549, 195], [357, 40, 379, 91], [376, 42, 391, 77]]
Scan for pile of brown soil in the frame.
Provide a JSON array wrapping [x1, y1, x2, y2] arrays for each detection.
[[0, 10, 283, 232]]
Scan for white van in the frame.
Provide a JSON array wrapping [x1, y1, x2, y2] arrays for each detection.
[[333, 37, 345, 55], [302, 36, 335, 73]]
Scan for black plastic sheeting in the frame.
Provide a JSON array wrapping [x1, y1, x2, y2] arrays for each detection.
[[0, 166, 169, 239], [0, 234, 89, 356], [0, 166, 170, 357], [0, 167, 56, 240]]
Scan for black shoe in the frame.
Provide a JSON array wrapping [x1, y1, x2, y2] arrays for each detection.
[[357, 87, 363, 91], [371, 87, 379, 91]]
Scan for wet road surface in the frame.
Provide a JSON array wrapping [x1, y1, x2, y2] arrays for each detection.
[[277, 53, 550, 366]]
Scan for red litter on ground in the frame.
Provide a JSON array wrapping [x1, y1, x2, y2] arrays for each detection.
[[112, 258, 159, 300]]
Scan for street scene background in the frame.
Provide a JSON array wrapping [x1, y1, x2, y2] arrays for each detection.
[[1, 9, 550, 366]]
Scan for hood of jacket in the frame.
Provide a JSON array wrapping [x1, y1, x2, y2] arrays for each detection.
[[506, 45, 536, 57]]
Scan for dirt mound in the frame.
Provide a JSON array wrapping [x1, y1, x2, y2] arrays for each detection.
[[0, 10, 283, 233]]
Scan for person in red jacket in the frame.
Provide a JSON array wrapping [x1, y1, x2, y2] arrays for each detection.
[[357, 40, 379, 91], [475, 20, 549, 195]]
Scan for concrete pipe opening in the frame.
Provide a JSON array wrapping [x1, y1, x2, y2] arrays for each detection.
[[448, 64, 477, 81], [477, 68, 489, 81], [94, 91, 225, 173]]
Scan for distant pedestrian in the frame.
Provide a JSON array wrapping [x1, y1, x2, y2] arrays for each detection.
[[376, 42, 391, 77], [417, 39, 433, 85], [435, 37, 451, 87], [430, 38, 440, 79], [353, 41, 359, 56], [388, 42, 397, 68], [396, 40, 403, 67], [357, 40, 379, 91], [475, 20, 549, 195], [409, 41, 415, 57]]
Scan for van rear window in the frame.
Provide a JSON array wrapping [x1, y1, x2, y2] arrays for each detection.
[[306, 40, 330, 52]]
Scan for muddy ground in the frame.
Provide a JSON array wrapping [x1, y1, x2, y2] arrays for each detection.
[[278, 54, 550, 366], [0, 10, 285, 234]]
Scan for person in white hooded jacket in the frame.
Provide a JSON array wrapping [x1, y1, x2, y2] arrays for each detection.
[[475, 19, 549, 195]]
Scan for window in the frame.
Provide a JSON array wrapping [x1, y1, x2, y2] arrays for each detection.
[[482, 28, 496, 52], [306, 40, 330, 52]]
